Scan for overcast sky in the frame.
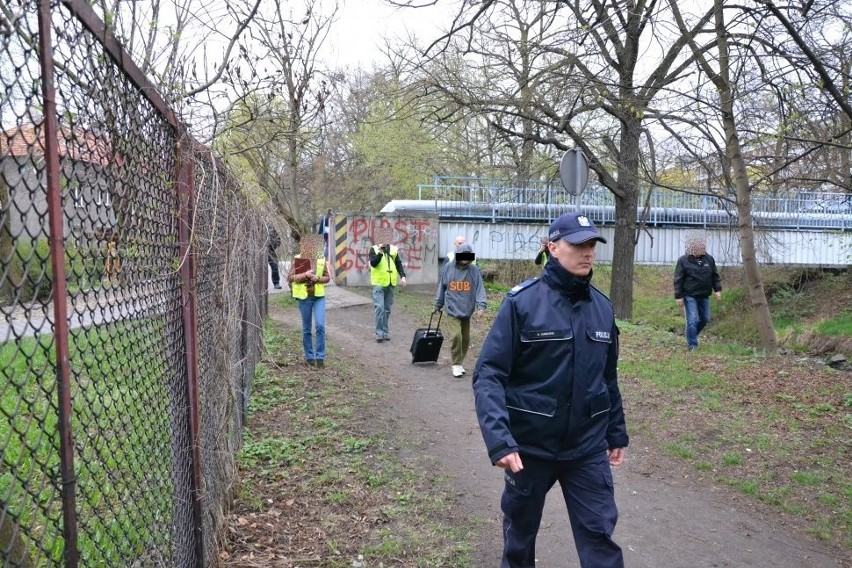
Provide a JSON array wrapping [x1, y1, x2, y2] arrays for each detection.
[[325, 0, 458, 69]]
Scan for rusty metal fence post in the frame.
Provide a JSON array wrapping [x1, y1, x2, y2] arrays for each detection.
[[175, 135, 205, 567], [36, 0, 79, 564]]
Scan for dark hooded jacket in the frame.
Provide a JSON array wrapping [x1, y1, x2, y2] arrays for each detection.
[[435, 243, 487, 318], [472, 257, 629, 464]]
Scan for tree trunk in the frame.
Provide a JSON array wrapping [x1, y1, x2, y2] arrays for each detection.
[[730, 146, 778, 351], [610, 189, 638, 320], [714, 1, 778, 351], [608, 120, 642, 320]]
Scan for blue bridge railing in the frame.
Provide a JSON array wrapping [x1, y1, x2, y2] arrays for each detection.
[[398, 177, 851, 231]]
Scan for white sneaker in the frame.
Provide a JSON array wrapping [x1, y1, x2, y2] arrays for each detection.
[[459, 365, 466, 374], [452, 365, 464, 377]]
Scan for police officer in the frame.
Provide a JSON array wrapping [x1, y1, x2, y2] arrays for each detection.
[[369, 240, 407, 342], [472, 211, 629, 568]]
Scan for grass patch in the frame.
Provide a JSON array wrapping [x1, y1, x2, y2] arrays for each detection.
[[722, 453, 742, 466], [791, 470, 824, 486], [664, 442, 695, 459], [617, 341, 720, 391], [1, 322, 177, 565], [226, 319, 476, 566], [817, 311, 852, 337]]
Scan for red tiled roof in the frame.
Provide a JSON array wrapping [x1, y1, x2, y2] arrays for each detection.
[[1, 122, 125, 167]]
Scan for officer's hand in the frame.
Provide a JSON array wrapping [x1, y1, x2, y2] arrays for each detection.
[[496, 452, 524, 473], [675, 298, 684, 306], [400, 276, 407, 288], [714, 291, 722, 300], [475, 309, 485, 317], [608, 447, 625, 467]]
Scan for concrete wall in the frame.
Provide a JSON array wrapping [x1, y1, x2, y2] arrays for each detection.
[[438, 221, 851, 267], [2, 157, 120, 242], [325, 216, 849, 288], [331, 213, 440, 287]]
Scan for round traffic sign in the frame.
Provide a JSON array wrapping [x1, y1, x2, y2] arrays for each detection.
[[559, 149, 589, 196]]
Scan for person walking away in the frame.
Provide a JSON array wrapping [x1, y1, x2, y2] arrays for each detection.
[[673, 235, 722, 351], [472, 212, 629, 568], [434, 243, 487, 378], [268, 226, 282, 290], [369, 238, 407, 342], [534, 237, 550, 268], [318, 209, 332, 256], [288, 235, 331, 366]]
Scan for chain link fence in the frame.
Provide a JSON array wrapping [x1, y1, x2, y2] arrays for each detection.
[[1, 1, 267, 565]]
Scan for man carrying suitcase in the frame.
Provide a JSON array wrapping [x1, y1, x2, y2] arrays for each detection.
[[434, 243, 487, 377]]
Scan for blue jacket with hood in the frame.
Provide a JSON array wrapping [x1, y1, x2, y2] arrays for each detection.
[[472, 257, 629, 464]]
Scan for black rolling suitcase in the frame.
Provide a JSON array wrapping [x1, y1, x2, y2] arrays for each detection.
[[410, 310, 444, 364]]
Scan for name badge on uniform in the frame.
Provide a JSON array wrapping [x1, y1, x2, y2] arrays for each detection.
[[522, 329, 569, 342]]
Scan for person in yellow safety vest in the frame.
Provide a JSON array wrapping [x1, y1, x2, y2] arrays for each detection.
[[369, 241, 407, 342], [288, 255, 331, 366], [534, 237, 550, 268]]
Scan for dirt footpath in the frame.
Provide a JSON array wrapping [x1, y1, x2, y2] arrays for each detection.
[[305, 282, 849, 567]]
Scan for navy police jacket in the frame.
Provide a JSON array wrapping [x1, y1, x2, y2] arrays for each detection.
[[472, 259, 629, 464]]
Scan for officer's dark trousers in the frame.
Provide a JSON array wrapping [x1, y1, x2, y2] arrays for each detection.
[[501, 452, 623, 568]]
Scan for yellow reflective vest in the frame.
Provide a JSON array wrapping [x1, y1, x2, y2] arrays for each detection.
[[370, 245, 401, 287], [291, 257, 327, 299]]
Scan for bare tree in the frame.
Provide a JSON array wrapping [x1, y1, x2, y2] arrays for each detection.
[[753, 0, 852, 192], [90, 0, 264, 139], [220, 0, 338, 240], [399, 0, 717, 319], [669, 0, 779, 350]]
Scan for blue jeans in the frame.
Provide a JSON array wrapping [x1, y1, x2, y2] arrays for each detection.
[[683, 295, 711, 349], [297, 296, 326, 362], [372, 285, 395, 339]]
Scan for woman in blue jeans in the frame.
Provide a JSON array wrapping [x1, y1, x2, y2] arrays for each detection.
[[288, 254, 331, 366], [674, 236, 722, 350]]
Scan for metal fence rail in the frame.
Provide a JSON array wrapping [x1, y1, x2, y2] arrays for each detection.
[[0, 1, 266, 565], [414, 176, 851, 230]]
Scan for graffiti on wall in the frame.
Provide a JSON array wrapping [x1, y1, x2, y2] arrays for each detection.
[[335, 215, 439, 285], [476, 228, 548, 254]]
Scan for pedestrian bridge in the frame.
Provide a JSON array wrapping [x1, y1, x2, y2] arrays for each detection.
[[330, 210, 849, 289], [389, 177, 852, 232], [379, 178, 850, 268]]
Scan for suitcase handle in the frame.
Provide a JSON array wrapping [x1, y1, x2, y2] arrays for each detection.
[[428, 309, 443, 332]]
